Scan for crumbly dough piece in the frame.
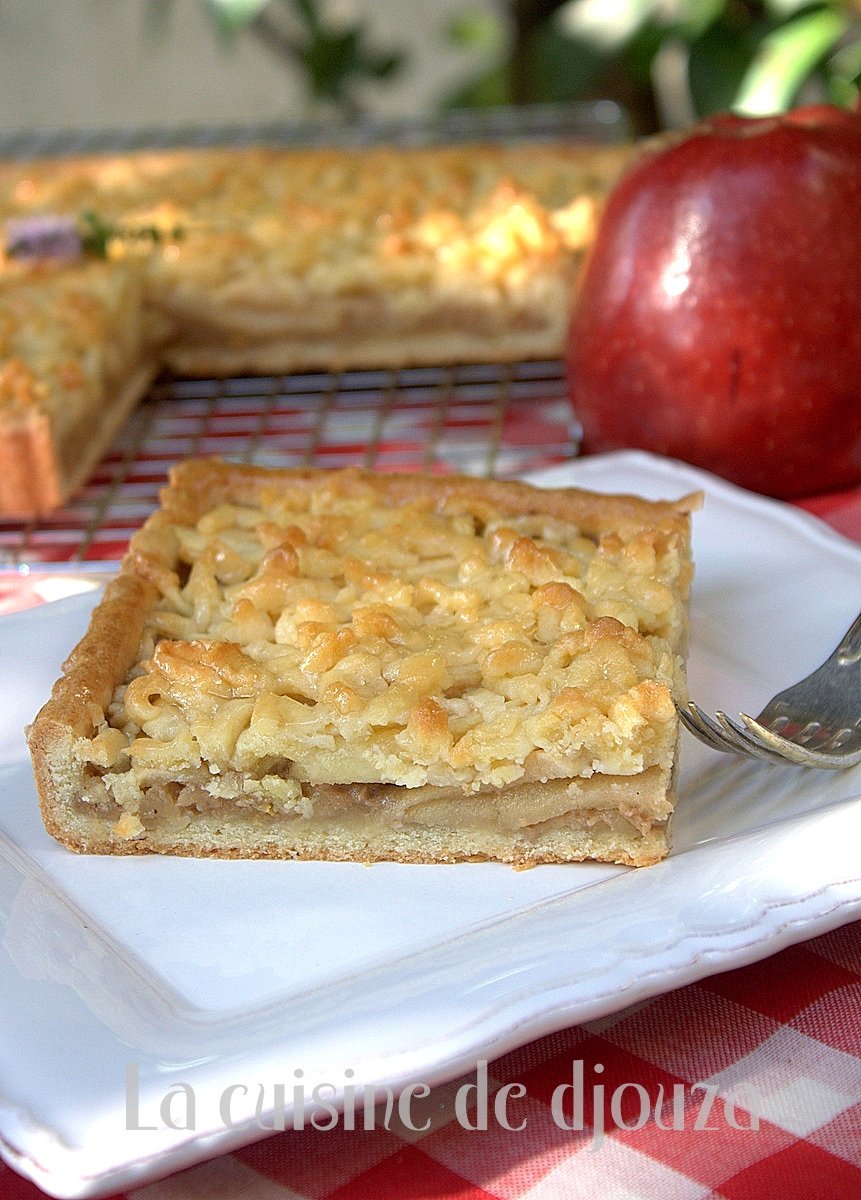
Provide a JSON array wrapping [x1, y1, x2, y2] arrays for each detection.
[[28, 460, 698, 866]]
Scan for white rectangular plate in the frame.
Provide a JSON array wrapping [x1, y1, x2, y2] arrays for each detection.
[[1, 451, 860, 1198]]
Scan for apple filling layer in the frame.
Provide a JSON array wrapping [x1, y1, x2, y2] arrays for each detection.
[[28, 462, 697, 866], [72, 767, 673, 867]]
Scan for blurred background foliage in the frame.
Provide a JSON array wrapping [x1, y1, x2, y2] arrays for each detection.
[[191, 0, 406, 117], [201, 0, 861, 131]]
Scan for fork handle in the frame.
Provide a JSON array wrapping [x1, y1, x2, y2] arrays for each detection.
[[837, 609, 861, 664]]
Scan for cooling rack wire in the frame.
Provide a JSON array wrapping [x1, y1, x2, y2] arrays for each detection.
[[0, 359, 576, 572]]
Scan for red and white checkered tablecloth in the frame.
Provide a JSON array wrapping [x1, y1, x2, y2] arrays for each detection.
[[2, 409, 860, 1200], [1, 927, 859, 1200]]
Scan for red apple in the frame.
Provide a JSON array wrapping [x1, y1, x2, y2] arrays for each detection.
[[567, 106, 861, 498]]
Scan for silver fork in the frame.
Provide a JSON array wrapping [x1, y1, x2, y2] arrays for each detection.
[[678, 608, 861, 768]]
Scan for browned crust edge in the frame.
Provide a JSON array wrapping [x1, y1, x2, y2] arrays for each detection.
[[58, 360, 160, 504], [27, 571, 157, 847], [0, 409, 64, 513], [0, 360, 158, 517], [153, 457, 701, 541], [160, 325, 569, 378]]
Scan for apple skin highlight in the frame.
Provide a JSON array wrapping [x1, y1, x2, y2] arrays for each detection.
[[567, 106, 861, 499]]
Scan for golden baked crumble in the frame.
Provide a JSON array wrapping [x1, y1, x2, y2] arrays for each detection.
[[1, 145, 628, 300], [28, 461, 698, 866]]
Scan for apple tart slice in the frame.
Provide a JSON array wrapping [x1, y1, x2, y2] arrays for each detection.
[[28, 460, 698, 866], [0, 259, 160, 515]]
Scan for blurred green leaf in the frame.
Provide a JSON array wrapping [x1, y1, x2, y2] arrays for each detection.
[[734, 6, 848, 111], [659, 0, 725, 39], [244, 0, 405, 112], [688, 13, 764, 114], [829, 28, 861, 77], [762, 0, 822, 16], [624, 19, 669, 85], [288, 0, 321, 34], [827, 73, 861, 103], [290, 19, 405, 105], [204, 0, 270, 35], [447, 10, 507, 53], [826, 31, 861, 103], [528, 21, 608, 101], [367, 51, 402, 80], [299, 27, 358, 100]]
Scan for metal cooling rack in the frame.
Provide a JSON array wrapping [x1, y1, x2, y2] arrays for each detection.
[[0, 102, 627, 159], [0, 360, 576, 571]]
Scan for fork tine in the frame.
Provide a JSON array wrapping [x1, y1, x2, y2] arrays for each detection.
[[835, 609, 861, 663], [676, 703, 731, 752], [715, 711, 793, 764], [816, 726, 860, 753], [682, 608, 861, 769], [738, 713, 853, 768], [682, 702, 756, 756]]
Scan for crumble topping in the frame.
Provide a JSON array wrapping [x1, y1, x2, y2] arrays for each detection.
[[2, 145, 624, 301], [74, 472, 689, 795], [0, 261, 145, 428]]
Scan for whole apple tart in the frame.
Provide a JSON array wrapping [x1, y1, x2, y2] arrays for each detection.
[[0, 141, 632, 516]]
